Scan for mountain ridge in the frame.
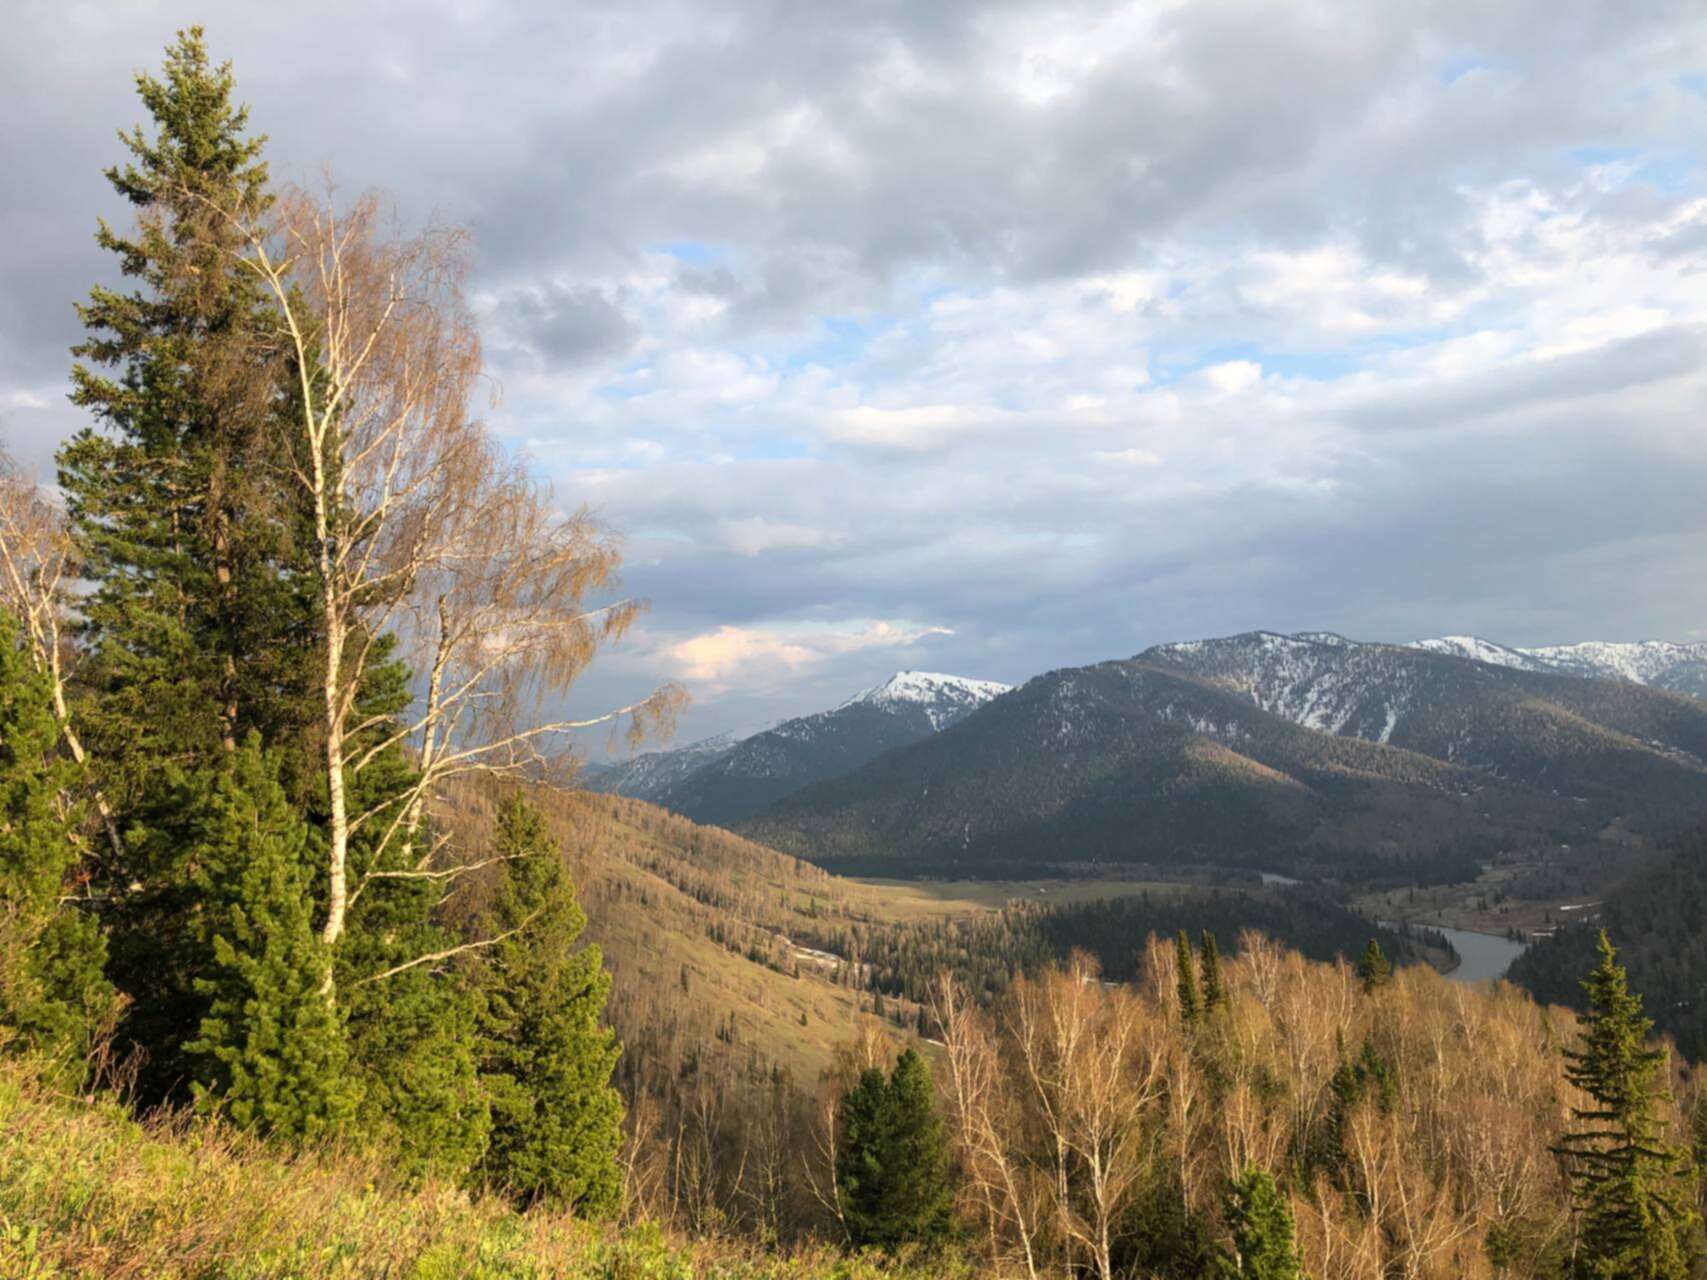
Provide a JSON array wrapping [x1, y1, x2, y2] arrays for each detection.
[[744, 635, 1707, 879]]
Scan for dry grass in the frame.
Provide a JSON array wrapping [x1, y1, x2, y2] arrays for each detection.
[[0, 1063, 964, 1279]]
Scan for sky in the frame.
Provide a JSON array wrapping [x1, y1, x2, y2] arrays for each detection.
[[5, 1, 1707, 753]]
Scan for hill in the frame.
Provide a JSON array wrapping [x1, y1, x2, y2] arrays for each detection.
[[14, 928, 1703, 1279]]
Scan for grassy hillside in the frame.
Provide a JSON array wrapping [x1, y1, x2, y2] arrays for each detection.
[[0, 1060, 953, 1279]]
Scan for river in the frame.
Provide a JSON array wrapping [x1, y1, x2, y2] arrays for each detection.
[[1389, 922, 1528, 984]]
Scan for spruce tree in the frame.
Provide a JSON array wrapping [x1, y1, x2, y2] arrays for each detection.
[[1200, 929, 1226, 1012], [1216, 1167, 1307, 1280], [1356, 939, 1391, 993], [837, 1048, 955, 1249], [63, 28, 318, 1104], [0, 612, 112, 1079], [62, 25, 313, 795], [184, 740, 356, 1139], [475, 798, 624, 1213], [1176, 929, 1202, 1023], [1554, 932, 1699, 1279]]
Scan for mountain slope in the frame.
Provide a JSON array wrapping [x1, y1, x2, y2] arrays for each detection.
[[1414, 635, 1707, 697], [595, 671, 1010, 828], [1140, 631, 1707, 819], [1508, 819, 1707, 1060], [581, 732, 740, 803]]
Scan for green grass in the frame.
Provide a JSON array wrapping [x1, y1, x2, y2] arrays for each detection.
[[0, 1064, 966, 1280]]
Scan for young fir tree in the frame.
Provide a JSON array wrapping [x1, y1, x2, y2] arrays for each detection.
[[335, 642, 488, 1181], [474, 797, 623, 1213], [1355, 939, 1392, 993], [62, 28, 318, 1104], [1216, 1167, 1308, 1280], [0, 612, 112, 1079], [1200, 929, 1226, 1013], [1554, 932, 1700, 1280], [836, 1048, 955, 1249], [1176, 929, 1203, 1023], [184, 740, 356, 1139]]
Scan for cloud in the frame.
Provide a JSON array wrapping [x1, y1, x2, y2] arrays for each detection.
[[6, 0, 1707, 748], [664, 620, 954, 689]]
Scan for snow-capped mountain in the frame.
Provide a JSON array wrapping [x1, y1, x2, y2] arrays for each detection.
[[1414, 636, 1707, 698], [841, 671, 1014, 729], [749, 634, 1707, 879], [1141, 630, 1707, 794], [589, 671, 1010, 828]]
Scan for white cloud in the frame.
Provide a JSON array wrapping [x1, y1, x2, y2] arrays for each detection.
[[663, 620, 953, 691]]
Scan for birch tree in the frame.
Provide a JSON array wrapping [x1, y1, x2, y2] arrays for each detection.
[[202, 182, 680, 991]]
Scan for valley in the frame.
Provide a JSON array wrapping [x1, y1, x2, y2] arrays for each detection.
[[582, 627, 1707, 1054]]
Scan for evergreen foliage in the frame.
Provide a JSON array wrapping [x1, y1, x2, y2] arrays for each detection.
[[1215, 1167, 1307, 1280], [60, 24, 311, 792], [184, 740, 355, 1139], [1356, 939, 1392, 993], [331, 636, 490, 1180], [1554, 932, 1700, 1279], [475, 798, 624, 1214], [836, 1049, 955, 1250], [1200, 929, 1226, 1012], [0, 614, 112, 1077], [62, 26, 317, 1105], [1176, 929, 1202, 1023]]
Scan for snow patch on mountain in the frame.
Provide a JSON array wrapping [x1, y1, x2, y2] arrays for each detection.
[[1145, 631, 1418, 743], [1415, 636, 1707, 696], [842, 671, 1012, 729]]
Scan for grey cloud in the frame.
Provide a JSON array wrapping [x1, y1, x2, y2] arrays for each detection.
[[1341, 326, 1707, 432], [504, 283, 638, 365]]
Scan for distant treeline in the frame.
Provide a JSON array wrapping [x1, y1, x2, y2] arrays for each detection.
[[1508, 820, 1707, 1059]]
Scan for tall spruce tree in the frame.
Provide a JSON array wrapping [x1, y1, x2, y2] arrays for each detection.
[[62, 28, 318, 1104], [474, 797, 623, 1213], [1176, 929, 1202, 1023], [0, 612, 112, 1080], [1216, 1167, 1307, 1280], [1200, 929, 1226, 1013], [62, 25, 313, 796], [836, 1048, 955, 1249], [1554, 932, 1700, 1279], [184, 740, 356, 1139]]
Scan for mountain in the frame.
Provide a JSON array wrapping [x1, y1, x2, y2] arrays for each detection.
[[745, 635, 1707, 881], [590, 671, 1010, 828], [1140, 631, 1707, 812], [1414, 635, 1707, 697]]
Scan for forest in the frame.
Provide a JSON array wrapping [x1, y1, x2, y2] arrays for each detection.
[[4, 28, 1707, 1280]]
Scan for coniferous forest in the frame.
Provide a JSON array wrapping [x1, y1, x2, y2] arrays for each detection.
[[5, 25, 1707, 1280]]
